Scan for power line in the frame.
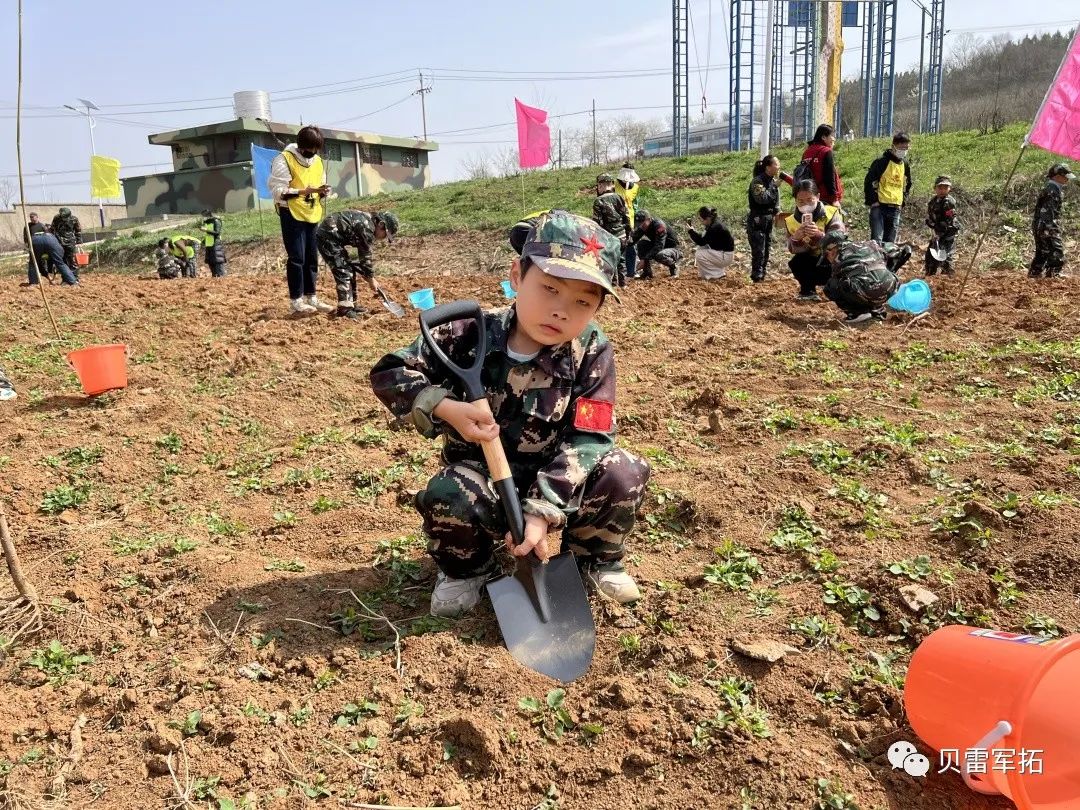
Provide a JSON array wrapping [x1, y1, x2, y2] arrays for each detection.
[[328, 93, 416, 126]]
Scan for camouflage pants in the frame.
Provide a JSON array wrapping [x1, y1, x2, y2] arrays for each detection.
[[157, 261, 181, 280], [636, 241, 683, 278], [316, 235, 370, 308], [1029, 230, 1064, 278], [416, 449, 651, 579], [182, 257, 198, 278], [924, 234, 957, 276]]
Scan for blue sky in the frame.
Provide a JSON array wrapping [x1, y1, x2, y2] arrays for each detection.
[[1, 0, 1077, 203]]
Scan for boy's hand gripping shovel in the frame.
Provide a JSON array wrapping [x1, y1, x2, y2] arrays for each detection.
[[419, 301, 595, 683]]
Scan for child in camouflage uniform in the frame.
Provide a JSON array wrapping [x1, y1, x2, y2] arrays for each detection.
[[924, 175, 960, 276], [154, 241, 183, 279], [592, 173, 632, 287], [1029, 163, 1074, 279], [371, 210, 651, 617], [315, 209, 399, 318], [631, 209, 683, 278], [820, 231, 910, 327]]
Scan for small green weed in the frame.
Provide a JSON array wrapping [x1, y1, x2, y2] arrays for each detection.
[[40, 482, 91, 515], [25, 641, 92, 685], [702, 540, 763, 591]]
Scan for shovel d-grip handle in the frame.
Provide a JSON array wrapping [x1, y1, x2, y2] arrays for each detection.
[[419, 301, 526, 547]]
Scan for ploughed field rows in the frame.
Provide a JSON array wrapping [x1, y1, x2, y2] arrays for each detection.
[[0, 264, 1077, 809]]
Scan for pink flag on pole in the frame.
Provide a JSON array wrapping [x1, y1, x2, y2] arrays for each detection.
[[1028, 28, 1080, 160], [515, 98, 550, 169]]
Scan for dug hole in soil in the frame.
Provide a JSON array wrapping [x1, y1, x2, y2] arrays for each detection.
[[0, 233, 1077, 809]]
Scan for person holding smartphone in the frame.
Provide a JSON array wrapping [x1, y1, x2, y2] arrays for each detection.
[[269, 125, 335, 316], [783, 179, 846, 301]]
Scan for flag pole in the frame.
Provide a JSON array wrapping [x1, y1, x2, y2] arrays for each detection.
[[520, 171, 526, 216], [953, 144, 1027, 302]]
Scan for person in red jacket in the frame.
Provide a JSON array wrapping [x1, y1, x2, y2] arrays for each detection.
[[801, 124, 844, 206]]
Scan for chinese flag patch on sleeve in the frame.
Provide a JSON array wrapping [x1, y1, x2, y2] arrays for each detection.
[[574, 398, 614, 432]]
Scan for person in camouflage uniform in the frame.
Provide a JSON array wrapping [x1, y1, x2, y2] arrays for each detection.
[[315, 209, 399, 318], [820, 231, 910, 327], [371, 210, 651, 617], [161, 235, 201, 278], [154, 241, 182, 279], [200, 209, 228, 278], [50, 207, 82, 274], [592, 173, 631, 287], [1029, 163, 1074, 279], [631, 209, 683, 279], [923, 175, 960, 276]]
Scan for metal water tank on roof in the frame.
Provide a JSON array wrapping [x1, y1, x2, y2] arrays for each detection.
[[233, 90, 272, 120]]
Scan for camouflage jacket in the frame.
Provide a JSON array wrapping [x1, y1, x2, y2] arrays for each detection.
[[1033, 181, 1064, 234], [370, 306, 617, 527], [632, 217, 679, 260], [51, 213, 81, 245], [925, 194, 960, 237], [318, 210, 376, 276], [154, 247, 181, 277], [831, 239, 911, 281], [592, 192, 631, 240]]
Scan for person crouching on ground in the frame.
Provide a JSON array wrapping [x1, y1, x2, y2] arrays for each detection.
[[783, 179, 846, 301], [632, 209, 683, 279], [820, 231, 911, 327], [686, 206, 735, 280], [315, 210, 399, 318], [370, 210, 651, 617], [154, 240, 183, 279]]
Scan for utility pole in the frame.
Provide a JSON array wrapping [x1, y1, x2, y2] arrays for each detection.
[[591, 99, 597, 165], [760, 0, 776, 158], [558, 129, 563, 170], [917, 6, 927, 133], [64, 98, 102, 225], [36, 169, 47, 202], [414, 71, 432, 140]]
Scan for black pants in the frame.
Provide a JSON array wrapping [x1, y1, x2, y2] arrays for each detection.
[[824, 273, 898, 318], [924, 234, 957, 276], [746, 218, 773, 281], [278, 207, 318, 299], [789, 252, 831, 295]]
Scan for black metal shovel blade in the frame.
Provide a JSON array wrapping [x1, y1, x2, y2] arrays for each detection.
[[486, 552, 596, 682]]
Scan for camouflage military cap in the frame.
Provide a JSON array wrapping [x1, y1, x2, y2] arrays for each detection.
[[378, 211, 399, 243], [596, 172, 615, 185], [1049, 163, 1076, 180], [635, 209, 651, 225], [58, 207, 71, 216], [934, 175, 952, 187], [521, 209, 622, 301], [819, 231, 849, 253]]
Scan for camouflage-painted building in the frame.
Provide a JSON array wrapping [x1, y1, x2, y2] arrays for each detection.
[[123, 118, 438, 218]]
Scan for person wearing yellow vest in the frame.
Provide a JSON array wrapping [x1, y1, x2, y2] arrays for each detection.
[[783, 179, 847, 301], [160, 235, 201, 278], [268, 125, 334, 316], [864, 132, 913, 245], [200, 208, 227, 278], [615, 163, 640, 278]]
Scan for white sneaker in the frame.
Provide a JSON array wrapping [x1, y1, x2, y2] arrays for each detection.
[[289, 298, 317, 316], [430, 572, 487, 617], [586, 567, 641, 604], [305, 295, 334, 314]]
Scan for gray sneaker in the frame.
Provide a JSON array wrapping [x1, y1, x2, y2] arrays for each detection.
[[430, 572, 487, 617], [585, 566, 641, 604]]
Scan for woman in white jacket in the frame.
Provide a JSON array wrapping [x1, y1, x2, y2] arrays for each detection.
[[268, 125, 334, 316]]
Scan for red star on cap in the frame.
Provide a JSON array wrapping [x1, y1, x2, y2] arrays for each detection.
[[580, 234, 603, 258]]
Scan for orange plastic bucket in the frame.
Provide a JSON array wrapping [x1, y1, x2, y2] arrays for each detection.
[[905, 625, 1080, 808], [74, 250, 90, 267], [66, 344, 128, 396]]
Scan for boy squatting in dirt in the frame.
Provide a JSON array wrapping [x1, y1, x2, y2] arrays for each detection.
[[371, 210, 651, 618]]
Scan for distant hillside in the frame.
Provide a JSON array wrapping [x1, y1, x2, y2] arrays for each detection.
[[838, 30, 1074, 135]]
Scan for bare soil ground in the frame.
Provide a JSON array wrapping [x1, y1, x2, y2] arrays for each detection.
[[1, 236, 1077, 810]]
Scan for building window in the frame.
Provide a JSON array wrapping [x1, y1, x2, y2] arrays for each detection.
[[360, 144, 383, 165], [325, 142, 342, 161], [400, 151, 418, 168]]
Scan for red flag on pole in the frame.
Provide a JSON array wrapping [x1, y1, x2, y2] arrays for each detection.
[[515, 99, 550, 169], [1028, 28, 1080, 160]]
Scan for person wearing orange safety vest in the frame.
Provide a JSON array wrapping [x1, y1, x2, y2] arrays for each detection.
[[268, 125, 334, 316], [864, 132, 913, 244]]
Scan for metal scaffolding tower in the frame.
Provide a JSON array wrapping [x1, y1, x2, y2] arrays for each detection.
[[728, 0, 758, 151], [791, 1, 818, 143], [861, 0, 897, 137], [926, 0, 946, 132], [769, 2, 786, 145], [672, 0, 690, 156]]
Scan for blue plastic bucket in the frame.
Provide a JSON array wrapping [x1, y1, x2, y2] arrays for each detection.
[[888, 280, 932, 314], [500, 280, 516, 299], [408, 288, 436, 310]]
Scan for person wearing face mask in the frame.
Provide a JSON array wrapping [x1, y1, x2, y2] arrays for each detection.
[[783, 179, 846, 301], [614, 163, 640, 278], [747, 155, 793, 282], [864, 132, 913, 244], [1029, 162, 1075, 278], [269, 125, 335, 316]]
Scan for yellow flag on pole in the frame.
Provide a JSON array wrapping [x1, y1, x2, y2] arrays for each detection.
[[89, 155, 122, 198]]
